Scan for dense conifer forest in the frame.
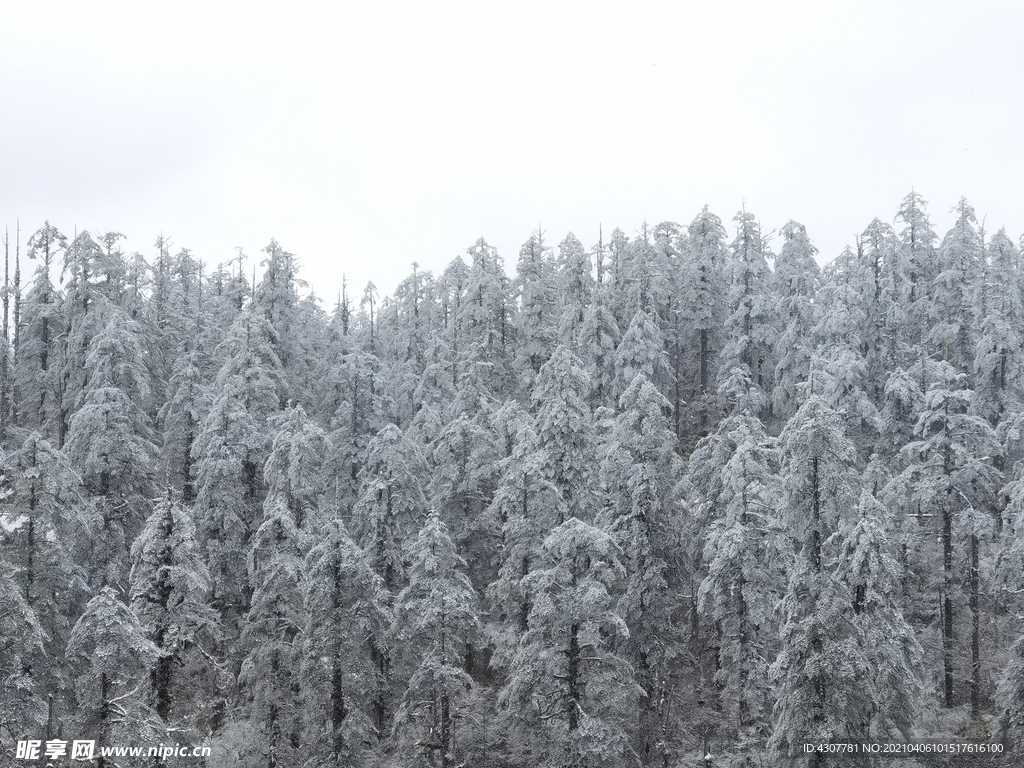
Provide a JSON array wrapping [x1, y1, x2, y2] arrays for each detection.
[[2, 193, 1024, 766]]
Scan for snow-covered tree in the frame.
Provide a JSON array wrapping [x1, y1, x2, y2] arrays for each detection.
[[770, 396, 865, 763], [0, 559, 46, 751], [929, 197, 983, 372], [681, 207, 728, 429], [699, 418, 786, 742], [486, 400, 560, 662], [500, 517, 639, 768], [837, 488, 922, 737], [15, 221, 67, 437], [66, 588, 161, 759], [612, 309, 668, 403], [533, 346, 596, 523], [429, 403, 499, 587], [353, 423, 429, 592], [601, 374, 685, 765], [192, 308, 283, 626], [772, 221, 820, 419], [129, 489, 220, 731], [896, 191, 940, 350], [391, 513, 480, 768], [514, 230, 558, 390], [459, 237, 514, 397], [556, 232, 594, 353], [237, 495, 305, 768], [64, 310, 157, 585], [301, 518, 388, 764], [263, 404, 331, 531], [0, 432, 86, 737], [895, 364, 1001, 711], [974, 229, 1024, 425], [577, 287, 620, 412], [720, 209, 775, 409]]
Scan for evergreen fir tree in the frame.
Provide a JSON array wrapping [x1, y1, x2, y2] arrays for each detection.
[[699, 418, 786, 745], [129, 489, 220, 733], [15, 221, 67, 437], [532, 346, 596, 523], [500, 517, 639, 768], [391, 513, 480, 768], [601, 374, 686, 765], [301, 518, 388, 764], [772, 221, 820, 420], [66, 588, 161, 764]]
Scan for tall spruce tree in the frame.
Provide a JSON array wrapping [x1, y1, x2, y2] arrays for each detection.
[[500, 517, 639, 768], [391, 513, 480, 768]]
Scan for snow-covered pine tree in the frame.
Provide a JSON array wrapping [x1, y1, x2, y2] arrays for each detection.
[[63, 308, 157, 586], [486, 399, 561, 668], [391, 512, 480, 768], [681, 207, 728, 431], [896, 191, 940, 351], [973, 229, 1024, 427], [459, 237, 515, 397], [58, 230, 107, 447], [255, 239, 309, 404], [600, 373, 686, 765], [836, 487, 923, 738], [129, 489, 220, 734], [263, 404, 331, 532], [772, 221, 820, 420], [602, 227, 633, 332], [719, 209, 775, 412], [878, 366, 925, 463], [895, 363, 1001, 712], [159, 347, 211, 503], [237, 494, 305, 768], [385, 263, 441, 425], [14, 221, 67, 437], [202, 250, 250, 349], [612, 309, 669, 404], [353, 423, 429, 593], [769, 396, 862, 764], [191, 307, 284, 628], [325, 318, 385, 511], [0, 432, 87, 737], [0, 558, 46, 753], [577, 279, 620, 413], [858, 217, 900, 397], [66, 588, 161, 763], [929, 197, 983, 372], [532, 345, 596, 523], [301, 518, 388, 764], [556, 232, 594, 353], [652, 222, 690, 437], [429, 402, 500, 590], [997, 464, 1024, 747], [500, 517, 639, 768], [514, 230, 558, 391], [699, 417, 786, 747]]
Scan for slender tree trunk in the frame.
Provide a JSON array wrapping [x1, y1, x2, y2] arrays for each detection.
[[971, 531, 980, 718], [12, 221, 19, 426], [811, 456, 821, 571], [566, 622, 581, 732], [2, 228, 9, 434], [98, 672, 109, 768], [330, 559, 347, 758], [942, 503, 954, 708], [440, 690, 451, 768], [700, 328, 709, 395]]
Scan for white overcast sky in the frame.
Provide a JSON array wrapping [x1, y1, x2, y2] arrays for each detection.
[[1, 0, 1021, 303]]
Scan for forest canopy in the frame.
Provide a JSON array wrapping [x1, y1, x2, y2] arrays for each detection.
[[1, 193, 1022, 767]]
